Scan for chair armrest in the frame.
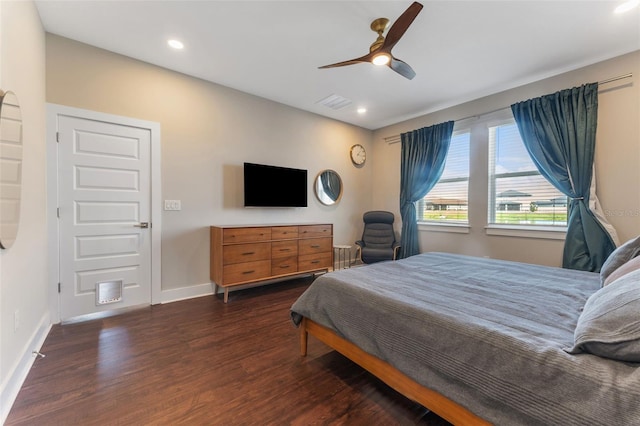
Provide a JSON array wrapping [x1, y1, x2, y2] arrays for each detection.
[[354, 241, 363, 262], [392, 243, 401, 260]]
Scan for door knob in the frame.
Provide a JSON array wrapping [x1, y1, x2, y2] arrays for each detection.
[[134, 222, 149, 228]]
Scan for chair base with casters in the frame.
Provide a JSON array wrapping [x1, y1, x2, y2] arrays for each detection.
[[355, 210, 401, 264]]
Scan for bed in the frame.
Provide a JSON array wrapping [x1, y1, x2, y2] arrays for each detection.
[[290, 252, 640, 425]]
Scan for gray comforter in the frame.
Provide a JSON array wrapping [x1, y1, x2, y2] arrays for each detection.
[[291, 253, 640, 425]]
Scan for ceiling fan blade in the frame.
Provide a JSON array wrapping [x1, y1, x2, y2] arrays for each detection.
[[381, 2, 423, 52], [318, 53, 373, 69], [389, 57, 416, 80]]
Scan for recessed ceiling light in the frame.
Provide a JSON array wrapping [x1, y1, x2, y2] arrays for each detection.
[[167, 39, 184, 50], [357, 108, 367, 114], [614, 0, 639, 14]]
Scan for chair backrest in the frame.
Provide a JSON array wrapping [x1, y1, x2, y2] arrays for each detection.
[[361, 211, 396, 248]]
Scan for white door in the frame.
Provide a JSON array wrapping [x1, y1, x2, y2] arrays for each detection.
[[58, 115, 152, 320]]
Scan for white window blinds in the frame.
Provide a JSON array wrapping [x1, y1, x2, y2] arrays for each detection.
[[488, 121, 567, 226], [418, 131, 470, 223]]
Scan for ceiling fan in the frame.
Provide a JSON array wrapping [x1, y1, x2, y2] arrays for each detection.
[[319, 2, 423, 80]]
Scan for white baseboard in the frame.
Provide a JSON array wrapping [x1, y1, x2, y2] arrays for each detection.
[[158, 276, 311, 304], [160, 282, 215, 304], [1, 312, 51, 425]]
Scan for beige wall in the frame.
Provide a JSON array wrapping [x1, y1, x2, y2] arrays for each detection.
[[45, 34, 374, 294], [0, 1, 48, 421], [372, 51, 640, 267]]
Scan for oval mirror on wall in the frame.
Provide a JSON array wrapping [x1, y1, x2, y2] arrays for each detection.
[[315, 169, 343, 206], [0, 91, 23, 249]]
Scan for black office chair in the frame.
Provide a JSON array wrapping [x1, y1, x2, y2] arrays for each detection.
[[355, 211, 401, 264]]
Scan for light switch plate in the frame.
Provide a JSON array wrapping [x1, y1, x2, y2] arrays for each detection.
[[164, 200, 181, 211]]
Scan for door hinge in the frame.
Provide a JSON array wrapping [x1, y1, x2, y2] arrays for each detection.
[[58, 282, 61, 293], [57, 207, 60, 218], [56, 132, 60, 143]]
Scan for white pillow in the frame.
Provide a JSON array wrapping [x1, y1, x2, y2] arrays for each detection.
[[603, 255, 640, 286], [600, 235, 640, 286]]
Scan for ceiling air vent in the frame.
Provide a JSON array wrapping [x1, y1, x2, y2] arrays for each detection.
[[316, 94, 352, 110]]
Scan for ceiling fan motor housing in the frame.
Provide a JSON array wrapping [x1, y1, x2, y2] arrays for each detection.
[[369, 17, 390, 52]]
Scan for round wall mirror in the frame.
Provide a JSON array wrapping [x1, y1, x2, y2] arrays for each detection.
[[314, 169, 343, 206], [0, 91, 23, 249]]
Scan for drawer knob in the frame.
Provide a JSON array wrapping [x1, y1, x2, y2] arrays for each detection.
[[311, 260, 320, 264], [242, 251, 255, 256], [242, 270, 255, 275], [311, 245, 320, 249]]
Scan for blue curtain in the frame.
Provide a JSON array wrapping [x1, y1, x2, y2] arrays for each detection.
[[511, 83, 616, 271], [399, 121, 454, 258]]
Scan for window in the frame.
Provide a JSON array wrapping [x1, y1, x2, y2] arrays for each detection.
[[417, 131, 470, 223], [488, 121, 567, 227]]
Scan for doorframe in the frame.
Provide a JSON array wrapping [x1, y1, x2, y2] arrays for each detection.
[[46, 104, 162, 323]]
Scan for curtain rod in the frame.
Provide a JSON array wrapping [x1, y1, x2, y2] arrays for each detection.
[[384, 73, 633, 144], [599, 73, 633, 85]]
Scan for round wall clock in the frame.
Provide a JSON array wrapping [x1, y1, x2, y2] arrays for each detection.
[[350, 144, 366, 165]]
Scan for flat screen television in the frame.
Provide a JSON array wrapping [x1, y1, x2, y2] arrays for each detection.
[[243, 162, 308, 207]]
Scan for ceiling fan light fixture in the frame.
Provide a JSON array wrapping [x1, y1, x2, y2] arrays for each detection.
[[372, 53, 391, 66]]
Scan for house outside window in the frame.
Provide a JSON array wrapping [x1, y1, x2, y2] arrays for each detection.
[[417, 131, 470, 224], [488, 121, 567, 227]]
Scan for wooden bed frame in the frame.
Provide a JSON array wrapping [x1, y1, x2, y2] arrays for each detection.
[[299, 317, 491, 426]]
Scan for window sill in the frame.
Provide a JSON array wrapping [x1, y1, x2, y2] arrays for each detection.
[[417, 222, 470, 234], [485, 224, 566, 240]]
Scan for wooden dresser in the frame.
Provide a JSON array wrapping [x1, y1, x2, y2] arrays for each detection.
[[210, 224, 333, 302]]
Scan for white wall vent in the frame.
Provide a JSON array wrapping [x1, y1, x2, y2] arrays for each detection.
[[316, 94, 352, 110]]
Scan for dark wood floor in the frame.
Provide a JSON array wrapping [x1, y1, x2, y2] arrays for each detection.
[[6, 277, 450, 425]]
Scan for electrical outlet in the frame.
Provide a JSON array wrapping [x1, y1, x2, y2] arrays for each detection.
[[164, 200, 181, 211]]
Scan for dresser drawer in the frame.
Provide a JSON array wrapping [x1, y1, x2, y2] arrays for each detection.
[[299, 237, 332, 255], [223, 227, 271, 243], [272, 256, 298, 276], [272, 240, 298, 258], [223, 242, 270, 265], [299, 252, 332, 271], [271, 226, 298, 240], [223, 260, 271, 284], [299, 224, 331, 238]]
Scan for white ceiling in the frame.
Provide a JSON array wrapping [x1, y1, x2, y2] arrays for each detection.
[[35, 1, 640, 130]]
